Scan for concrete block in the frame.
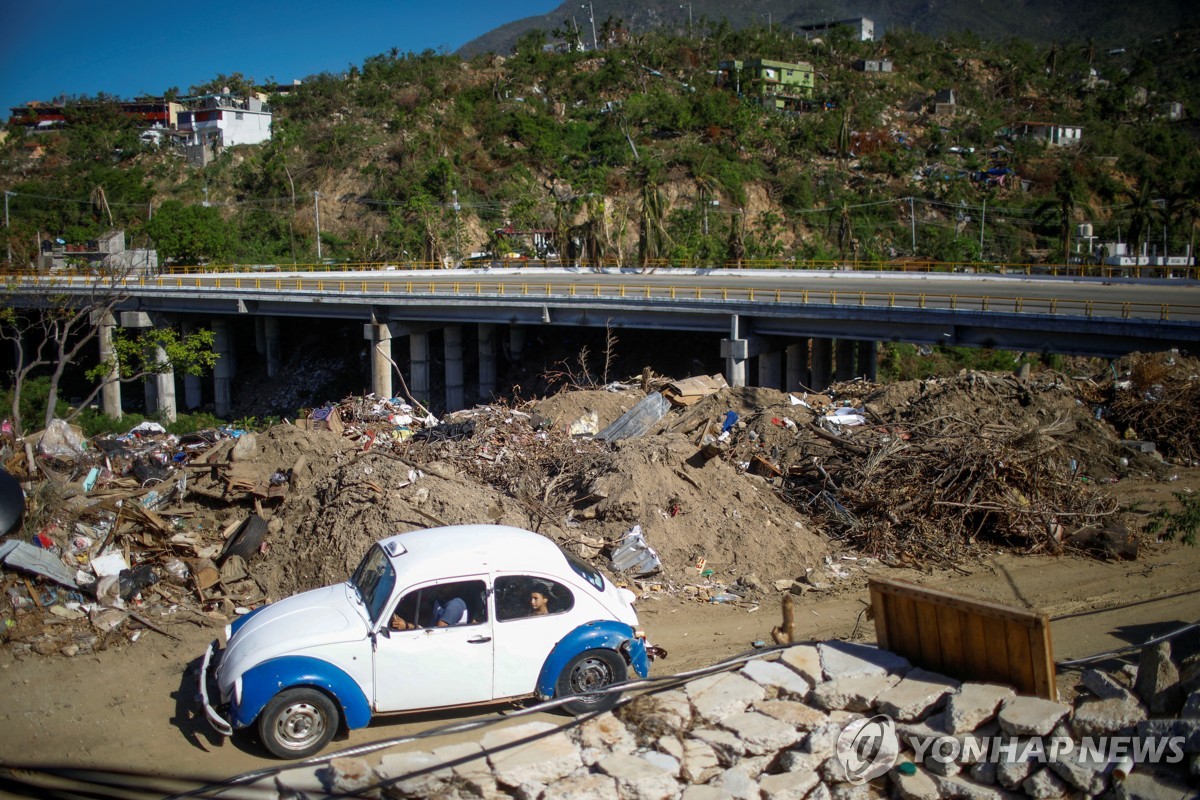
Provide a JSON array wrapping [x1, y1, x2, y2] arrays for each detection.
[[482, 722, 583, 787], [1135, 641, 1184, 715], [622, 688, 693, 734], [719, 710, 804, 755], [996, 696, 1070, 737], [946, 683, 1015, 733], [680, 786, 728, 800], [1081, 667, 1137, 703], [639, 749, 680, 777], [539, 772, 620, 799], [685, 671, 767, 724], [779, 643, 823, 684], [429, 741, 494, 794], [711, 765, 760, 800], [811, 673, 900, 712], [1047, 748, 1109, 796], [876, 668, 961, 722], [928, 772, 1024, 800], [819, 641, 911, 680], [376, 750, 449, 797], [970, 761, 997, 785], [595, 753, 680, 800], [675, 738, 721, 784], [1021, 766, 1069, 798], [1181, 688, 1200, 719], [1136, 718, 1200, 752], [995, 738, 1038, 789], [575, 711, 637, 764], [690, 727, 748, 764], [808, 781, 833, 800], [776, 747, 826, 774], [758, 769, 820, 800], [804, 711, 860, 757], [890, 763, 940, 800], [1070, 696, 1147, 737], [740, 658, 812, 699], [752, 698, 829, 730]]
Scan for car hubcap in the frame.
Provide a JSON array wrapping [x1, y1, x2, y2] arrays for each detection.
[[570, 657, 613, 700], [274, 702, 326, 750]]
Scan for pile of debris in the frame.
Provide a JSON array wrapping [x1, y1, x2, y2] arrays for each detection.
[[263, 636, 1200, 799], [0, 355, 1194, 656]]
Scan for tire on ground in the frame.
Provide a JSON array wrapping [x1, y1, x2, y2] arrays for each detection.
[[555, 648, 627, 715], [257, 687, 339, 759]]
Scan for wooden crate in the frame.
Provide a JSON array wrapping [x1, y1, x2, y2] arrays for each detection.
[[868, 577, 1057, 700]]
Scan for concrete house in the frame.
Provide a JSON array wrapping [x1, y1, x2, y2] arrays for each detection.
[[1003, 121, 1083, 147], [716, 59, 815, 112]]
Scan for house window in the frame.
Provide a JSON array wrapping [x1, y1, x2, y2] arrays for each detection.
[[236, 112, 244, 120]]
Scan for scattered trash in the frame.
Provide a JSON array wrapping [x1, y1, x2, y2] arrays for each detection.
[[609, 525, 661, 576], [595, 392, 671, 441]]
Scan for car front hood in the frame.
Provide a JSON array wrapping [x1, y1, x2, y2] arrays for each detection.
[[218, 583, 368, 688]]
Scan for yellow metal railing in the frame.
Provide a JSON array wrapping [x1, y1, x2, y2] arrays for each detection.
[[7, 273, 1199, 322]]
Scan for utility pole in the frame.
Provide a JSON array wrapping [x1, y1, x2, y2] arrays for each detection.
[[582, 3, 598, 50], [452, 189, 461, 265], [980, 198, 986, 255], [680, 3, 692, 31], [4, 191, 11, 265], [313, 191, 322, 261], [909, 197, 916, 253]]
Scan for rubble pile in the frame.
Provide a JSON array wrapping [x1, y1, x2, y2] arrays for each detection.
[[1, 354, 1196, 656], [275, 637, 1200, 799]]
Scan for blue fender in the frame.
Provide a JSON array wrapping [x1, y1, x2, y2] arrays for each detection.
[[232, 655, 372, 731], [535, 620, 649, 699], [228, 604, 269, 637]]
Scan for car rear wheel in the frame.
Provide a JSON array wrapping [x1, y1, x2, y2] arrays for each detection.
[[556, 649, 627, 715], [258, 688, 338, 759]]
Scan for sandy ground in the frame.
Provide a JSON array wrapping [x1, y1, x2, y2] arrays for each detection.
[[0, 535, 1197, 795]]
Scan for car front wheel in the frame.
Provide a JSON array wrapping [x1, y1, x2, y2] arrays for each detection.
[[257, 688, 339, 759], [556, 649, 627, 715]]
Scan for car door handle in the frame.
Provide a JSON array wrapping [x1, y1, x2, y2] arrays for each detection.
[[467, 636, 492, 644]]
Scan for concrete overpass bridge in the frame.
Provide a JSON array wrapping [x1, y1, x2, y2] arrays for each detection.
[[7, 267, 1200, 422]]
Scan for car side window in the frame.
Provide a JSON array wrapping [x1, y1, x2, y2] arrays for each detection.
[[494, 575, 575, 622], [391, 579, 488, 630]]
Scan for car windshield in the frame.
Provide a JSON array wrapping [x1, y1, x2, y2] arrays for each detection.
[[350, 545, 396, 623], [562, 546, 605, 592]]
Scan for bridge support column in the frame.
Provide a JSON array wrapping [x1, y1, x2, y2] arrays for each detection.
[[366, 323, 393, 400], [835, 339, 857, 383], [721, 315, 748, 388], [264, 317, 282, 378], [151, 342, 177, 424], [757, 349, 782, 391], [180, 321, 203, 411], [786, 340, 810, 392], [254, 317, 266, 356], [811, 338, 833, 390], [444, 325, 465, 412], [857, 340, 878, 382], [410, 332, 430, 409], [508, 325, 526, 362], [212, 318, 234, 419], [478, 323, 496, 403], [96, 313, 122, 420]]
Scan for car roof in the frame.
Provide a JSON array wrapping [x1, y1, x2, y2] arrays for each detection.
[[379, 524, 572, 583]]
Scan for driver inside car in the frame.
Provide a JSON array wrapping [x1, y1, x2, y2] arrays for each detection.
[[392, 584, 468, 630]]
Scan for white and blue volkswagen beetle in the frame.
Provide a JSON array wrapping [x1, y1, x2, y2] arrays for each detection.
[[199, 524, 662, 758]]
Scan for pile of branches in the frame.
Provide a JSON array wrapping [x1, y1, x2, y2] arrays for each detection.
[[1107, 369, 1200, 465], [781, 415, 1119, 566]]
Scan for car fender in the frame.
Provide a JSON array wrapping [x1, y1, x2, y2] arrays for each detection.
[[232, 655, 372, 731], [535, 620, 647, 699]]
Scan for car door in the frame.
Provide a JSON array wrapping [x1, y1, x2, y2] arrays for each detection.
[[372, 577, 494, 712], [491, 574, 579, 699]]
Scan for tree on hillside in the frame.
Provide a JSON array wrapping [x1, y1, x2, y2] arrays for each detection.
[[145, 201, 233, 265], [1, 274, 216, 437]]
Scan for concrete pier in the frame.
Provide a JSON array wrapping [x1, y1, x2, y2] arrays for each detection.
[[96, 313, 122, 420], [212, 319, 233, 419], [786, 340, 810, 392], [444, 325, 464, 411], [478, 323, 496, 403], [811, 338, 833, 390]]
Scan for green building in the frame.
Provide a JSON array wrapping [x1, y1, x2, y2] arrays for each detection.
[[716, 59, 815, 111]]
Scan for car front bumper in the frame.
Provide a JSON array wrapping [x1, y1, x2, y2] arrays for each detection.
[[198, 639, 233, 737]]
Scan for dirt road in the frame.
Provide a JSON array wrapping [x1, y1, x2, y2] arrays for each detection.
[[1, 537, 1197, 793]]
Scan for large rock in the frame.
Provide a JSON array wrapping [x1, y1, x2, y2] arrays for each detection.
[[875, 668, 960, 722], [594, 753, 681, 800], [946, 683, 1015, 733], [929, 772, 1025, 800], [539, 772, 620, 800], [718, 711, 803, 755], [819, 641, 911, 680], [482, 722, 583, 787], [753, 698, 829, 730], [996, 696, 1070, 737], [740, 658, 812, 699], [375, 750, 450, 797], [1135, 641, 1183, 715], [575, 711, 638, 764], [1070, 696, 1147, 737], [709, 765, 761, 800], [811, 673, 900, 712], [684, 672, 767, 724], [1136, 718, 1200, 753], [890, 763, 940, 800], [758, 769, 820, 800], [1047, 748, 1109, 796], [779, 643, 823, 684], [1081, 667, 1138, 703], [620, 690, 693, 739], [1112, 765, 1197, 800], [1021, 766, 1069, 799], [690, 727, 748, 764], [995, 738, 1038, 789]]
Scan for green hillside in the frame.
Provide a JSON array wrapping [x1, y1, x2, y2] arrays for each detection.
[[2, 21, 1199, 270]]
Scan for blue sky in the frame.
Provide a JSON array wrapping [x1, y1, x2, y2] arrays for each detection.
[[0, 1, 560, 114]]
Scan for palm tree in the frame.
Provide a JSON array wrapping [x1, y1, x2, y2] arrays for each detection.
[[636, 165, 667, 267]]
